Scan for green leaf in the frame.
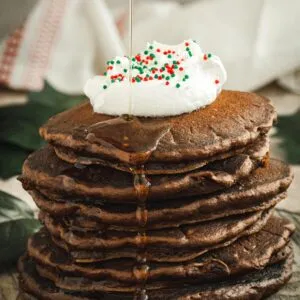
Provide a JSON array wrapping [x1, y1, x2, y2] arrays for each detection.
[[275, 110, 300, 164], [0, 143, 31, 179], [0, 191, 40, 265], [0, 81, 85, 151], [0, 218, 40, 265], [0, 81, 85, 179]]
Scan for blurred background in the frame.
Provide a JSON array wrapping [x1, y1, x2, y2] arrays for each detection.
[[0, 0, 299, 296]]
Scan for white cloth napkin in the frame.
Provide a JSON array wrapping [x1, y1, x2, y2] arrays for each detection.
[[120, 0, 300, 91], [0, 0, 124, 94], [0, 0, 300, 94]]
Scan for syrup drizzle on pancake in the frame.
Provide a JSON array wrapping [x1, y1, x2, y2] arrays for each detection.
[[84, 120, 170, 299], [84, 117, 170, 299]]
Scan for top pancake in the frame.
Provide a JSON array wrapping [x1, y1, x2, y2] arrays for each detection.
[[40, 90, 276, 164]]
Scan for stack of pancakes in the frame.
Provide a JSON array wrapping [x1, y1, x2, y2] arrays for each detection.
[[18, 91, 295, 300]]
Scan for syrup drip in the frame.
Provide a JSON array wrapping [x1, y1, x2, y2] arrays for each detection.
[[133, 166, 150, 300], [84, 115, 171, 300], [84, 116, 170, 300], [86, 116, 170, 165]]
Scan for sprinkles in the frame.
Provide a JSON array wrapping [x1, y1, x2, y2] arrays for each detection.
[[101, 40, 217, 90]]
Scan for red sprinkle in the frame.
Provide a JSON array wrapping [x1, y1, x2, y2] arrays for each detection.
[[185, 42, 189, 46], [179, 67, 184, 71], [158, 76, 162, 80], [215, 79, 220, 84], [163, 51, 168, 55], [166, 81, 170, 86], [157, 48, 161, 52], [203, 54, 208, 61]]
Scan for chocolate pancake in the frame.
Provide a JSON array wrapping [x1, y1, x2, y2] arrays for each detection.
[[40, 210, 271, 250], [18, 252, 293, 299], [20, 146, 257, 203], [27, 216, 294, 283], [49, 210, 272, 263], [28, 159, 292, 229], [40, 91, 276, 165], [53, 135, 269, 175]]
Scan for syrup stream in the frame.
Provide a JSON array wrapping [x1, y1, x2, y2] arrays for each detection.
[[128, 0, 133, 116]]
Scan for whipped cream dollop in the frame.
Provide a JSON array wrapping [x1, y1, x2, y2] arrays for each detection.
[[84, 40, 227, 117]]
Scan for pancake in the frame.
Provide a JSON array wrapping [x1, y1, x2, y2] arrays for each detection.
[[53, 135, 269, 175], [33, 239, 291, 293], [40, 91, 276, 165], [28, 159, 292, 229], [18, 252, 293, 300], [20, 146, 257, 203], [18, 86, 294, 299], [27, 216, 295, 283], [40, 210, 271, 250], [49, 210, 272, 263]]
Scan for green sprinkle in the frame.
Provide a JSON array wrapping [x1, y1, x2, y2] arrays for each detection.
[[186, 47, 190, 51], [154, 74, 159, 79], [154, 61, 158, 65], [185, 75, 189, 79], [144, 50, 149, 55], [111, 60, 115, 64], [149, 45, 154, 50], [103, 85, 107, 89], [174, 65, 178, 69], [168, 54, 172, 58], [208, 53, 212, 58], [176, 83, 180, 88], [150, 53, 155, 58], [146, 74, 150, 78], [123, 69, 128, 73], [116, 60, 121, 64], [104, 72, 107, 76], [171, 73, 175, 78], [188, 51, 192, 57], [111, 80, 115, 83], [132, 58, 136, 62], [166, 76, 170, 80], [161, 67, 165, 71], [162, 74, 165, 78]]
